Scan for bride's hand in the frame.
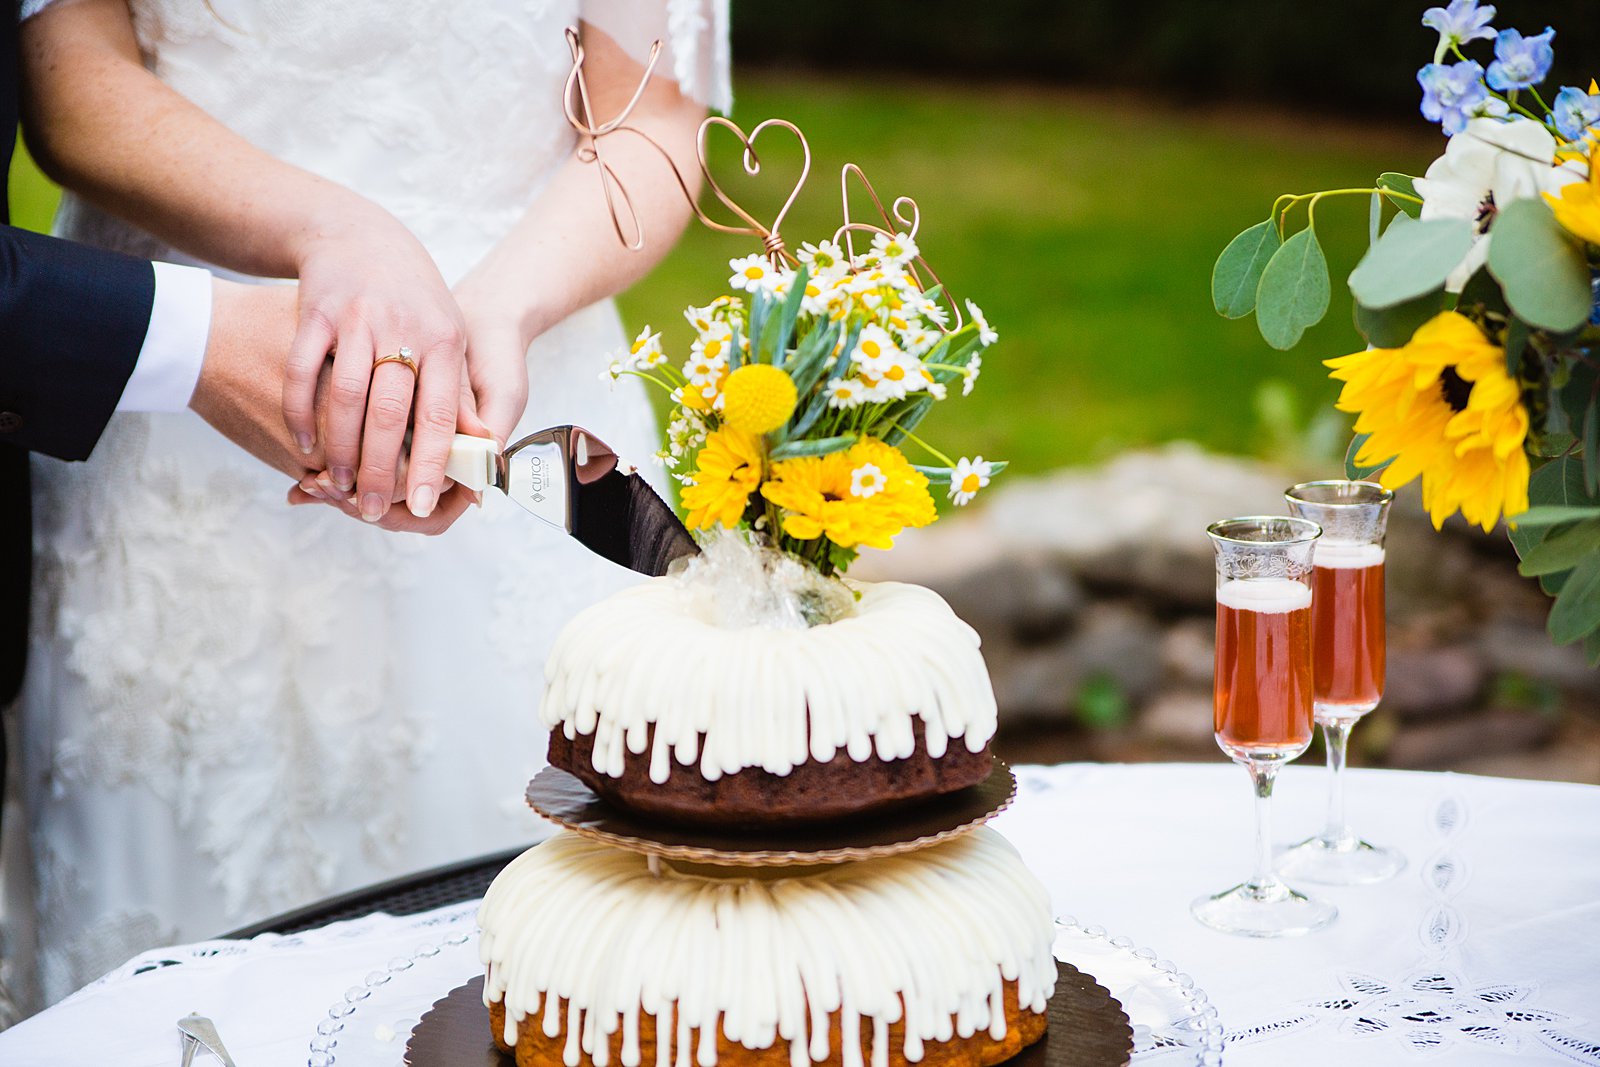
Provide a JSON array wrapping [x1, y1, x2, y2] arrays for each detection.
[[452, 273, 532, 447], [282, 202, 467, 523]]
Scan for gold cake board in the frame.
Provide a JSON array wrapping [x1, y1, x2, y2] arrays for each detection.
[[524, 759, 1017, 866], [406, 963, 1134, 1067]]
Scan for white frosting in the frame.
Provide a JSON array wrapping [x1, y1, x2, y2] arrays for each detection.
[[1217, 578, 1312, 614], [478, 828, 1057, 1067], [540, 580, 998, 782], [1313, 542, 1385, 570]]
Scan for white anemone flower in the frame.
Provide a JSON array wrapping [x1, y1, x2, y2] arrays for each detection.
[[1414, 116, 1584, 291]]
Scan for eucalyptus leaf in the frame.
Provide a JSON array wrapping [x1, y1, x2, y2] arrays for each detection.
[[1348, 216, 1474, 309], [1455, 267, 1510, 318], [1511, 505, 1600, 526], [1486, 199, 1592, 333], [1212, 219, 1280, 319], [1547, 553, 1600, 644], [1517, 519, 1600, 576], [1353, 288, 1447, 348], [1377, 172, 1422, 218], [769, 434, 857, 461], [1256, 228, 1331, 350], [1586, 399, 1600, 496], [1344, 432, 1392, 480], [1503, 317, 1530, 379]]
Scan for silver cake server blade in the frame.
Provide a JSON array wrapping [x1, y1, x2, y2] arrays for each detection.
[[177, 1013, 239, 1067], [446, 427, 699, 577]]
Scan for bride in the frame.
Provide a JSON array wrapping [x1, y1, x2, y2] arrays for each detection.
[[10, 0, 728, 1008]]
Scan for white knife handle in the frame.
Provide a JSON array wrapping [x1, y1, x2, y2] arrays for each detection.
[[445, 434, 499, 492]]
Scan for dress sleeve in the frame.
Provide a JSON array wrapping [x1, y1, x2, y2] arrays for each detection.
[[581, 0, 732, 114], [20, 0, 69, 21]]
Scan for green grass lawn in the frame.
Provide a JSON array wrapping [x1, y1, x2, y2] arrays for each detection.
[[11, 74, 1440, 476]]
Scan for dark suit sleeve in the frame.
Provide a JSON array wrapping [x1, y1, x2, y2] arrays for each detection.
[[0, 222, 158, 460]]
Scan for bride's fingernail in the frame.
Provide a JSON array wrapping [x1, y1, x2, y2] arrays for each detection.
[[332, 467, 355, 492], [409, 485, 437, 519], [296, 432, 315, 455], [360, 493, 386, 522]]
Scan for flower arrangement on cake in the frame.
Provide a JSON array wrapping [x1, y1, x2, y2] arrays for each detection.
[[603, 238, 1002, 578], [1213, 0, 1600, 660]]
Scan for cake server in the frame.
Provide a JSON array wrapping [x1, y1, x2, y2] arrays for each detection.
[[177, 1014, 238, 1067], [445, 426, 699, 578]]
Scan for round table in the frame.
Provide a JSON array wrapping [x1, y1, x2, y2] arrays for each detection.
[[1, 763, 1596, 1067]]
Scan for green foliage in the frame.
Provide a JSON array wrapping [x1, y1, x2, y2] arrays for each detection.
[[1376, 173, 1423, 218], [768, 434, 857, 460], [1343, 431, 1390, 480], [1074, 674, 1130, 729], [1347, 215, 1474, 308], [1256, 228, 1331, 350], [1512, 456, 1600, 645], [1212, 220, 1280, 319], [1353, 287, 1448, 348], [1486, 200, 1594, 333], [913, 460, 1010, 484]]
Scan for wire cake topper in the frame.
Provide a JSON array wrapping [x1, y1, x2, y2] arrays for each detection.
[[562, 29, 963, 329]]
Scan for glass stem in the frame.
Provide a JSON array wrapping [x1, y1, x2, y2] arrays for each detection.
[[1321, 717, 1355, 851], [1246, 761, 1281, 893]]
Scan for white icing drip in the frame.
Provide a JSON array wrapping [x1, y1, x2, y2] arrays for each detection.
[[478, 828, 1056, 1067], [540, 580, 998, 781]]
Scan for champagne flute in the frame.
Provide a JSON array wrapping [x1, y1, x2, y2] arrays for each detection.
[[1192, 516, 1336, 937], [1277, 480, 1405, 885]]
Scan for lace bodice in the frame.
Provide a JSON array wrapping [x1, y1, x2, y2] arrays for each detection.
[[22, 0, 731, 279]]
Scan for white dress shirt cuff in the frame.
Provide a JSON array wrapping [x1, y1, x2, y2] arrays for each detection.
[[118, 262, 214, 413]]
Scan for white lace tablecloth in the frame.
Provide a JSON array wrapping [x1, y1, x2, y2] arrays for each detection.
[[1, 762, 1596, 1066]]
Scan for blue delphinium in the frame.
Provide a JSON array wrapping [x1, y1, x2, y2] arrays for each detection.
[[1552, 86, 1600, 143], [1422, 1, 1498, 63], [1485, 27, 1555, 91], [1419, 61, 1500, 134]]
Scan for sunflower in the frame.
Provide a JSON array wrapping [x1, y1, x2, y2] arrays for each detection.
[[1325, 311, 1529, 532], [1544, 143, 1600, 244], [680, 427, 763, 531], [761, 438, 936, 550]]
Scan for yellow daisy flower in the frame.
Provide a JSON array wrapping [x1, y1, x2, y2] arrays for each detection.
[[761, 438, 936, 550], [681, 427, 763, 530], [1544, 143, 1600, 244], [1325, 311, 1529, 532]]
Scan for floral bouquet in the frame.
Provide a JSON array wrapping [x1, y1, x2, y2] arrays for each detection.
[[1214, 0, 1600, 660], [604, 234, 1002, 578]]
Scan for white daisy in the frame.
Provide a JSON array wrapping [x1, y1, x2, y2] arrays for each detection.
[[728, 253, 777, 293], [797, 239, 849, 279], [850, 463, 888, 499], [691, 323, 733, 364], [949, 456, 992, 506], [685, 351, 725, 388], [599, 360, 624, 388], [825, 377, 866, 409], [962, 354, 983, 396], [867, 230, 919, 268], [965, 299, 998, 345], [850, 324, 900, 377]]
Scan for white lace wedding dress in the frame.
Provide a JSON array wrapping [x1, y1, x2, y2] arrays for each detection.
[[9, 0, 730, 1011]]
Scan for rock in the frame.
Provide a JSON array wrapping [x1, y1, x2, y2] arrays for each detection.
[[1477, 619, 1600, 697], [1138, 690, 1216, 747], [1386, 709, 1558, 768], [990, 603, 1164, 724], [931, 554, 1084, 645], [1383, 645, 1486, 718], [1161, 618, 1215, 687]]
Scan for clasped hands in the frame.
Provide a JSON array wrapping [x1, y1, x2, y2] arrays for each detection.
[[190, 210, 530, 535]]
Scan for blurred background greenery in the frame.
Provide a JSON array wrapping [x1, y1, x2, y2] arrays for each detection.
[[9, 1, 1597, 477]]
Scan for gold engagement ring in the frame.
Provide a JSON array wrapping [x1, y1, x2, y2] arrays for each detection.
[[373, 346, 418, 378]]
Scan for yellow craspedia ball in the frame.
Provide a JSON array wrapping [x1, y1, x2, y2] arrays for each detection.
[[720, 363, 798, 435]]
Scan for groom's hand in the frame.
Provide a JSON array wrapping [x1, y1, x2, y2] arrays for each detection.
[[188, 279, 312, 478]]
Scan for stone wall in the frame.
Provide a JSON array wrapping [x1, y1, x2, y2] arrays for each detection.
[[854, 444, 1600, 785]]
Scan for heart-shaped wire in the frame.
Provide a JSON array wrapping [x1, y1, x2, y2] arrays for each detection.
[[835, 164, 963, 330], [694, 117, 810, 264]]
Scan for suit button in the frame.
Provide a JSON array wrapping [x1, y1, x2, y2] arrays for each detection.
[[0, 412, 22, 434]]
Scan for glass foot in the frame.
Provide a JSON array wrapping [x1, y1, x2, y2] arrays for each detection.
[[1277, 834, 1405, 886], [1190, 880, 1336, 938]]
